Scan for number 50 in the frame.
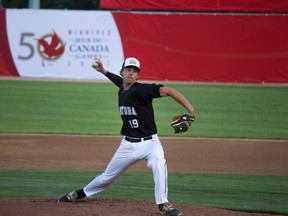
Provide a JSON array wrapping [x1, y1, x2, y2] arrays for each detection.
[[18, 33, 35, 60]]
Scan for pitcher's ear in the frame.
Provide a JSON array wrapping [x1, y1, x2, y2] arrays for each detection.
[[136, 72, 139, 80], [120, 69, 123, 77]]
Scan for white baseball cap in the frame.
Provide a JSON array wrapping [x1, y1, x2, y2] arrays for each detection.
[[122, 57, 140, 71]]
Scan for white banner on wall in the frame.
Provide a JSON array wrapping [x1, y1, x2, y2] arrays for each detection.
[[6, 9, 124, 79]]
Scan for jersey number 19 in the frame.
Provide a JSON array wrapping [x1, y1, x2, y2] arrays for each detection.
[[129, 119, 139, 128]]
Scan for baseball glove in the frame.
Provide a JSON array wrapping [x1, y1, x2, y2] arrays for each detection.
[[171, 114, 195, 133]]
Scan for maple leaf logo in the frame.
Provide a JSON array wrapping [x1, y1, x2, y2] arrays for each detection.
[[37, 30, 65, 61]]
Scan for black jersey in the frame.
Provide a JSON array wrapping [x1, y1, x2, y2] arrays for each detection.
[[105, 72, 163, 138]]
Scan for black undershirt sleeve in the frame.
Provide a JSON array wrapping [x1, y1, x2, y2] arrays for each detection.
[[105, 71, 123, 88]]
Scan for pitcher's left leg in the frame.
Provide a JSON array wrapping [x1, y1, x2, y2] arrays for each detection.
[[146, 137, 169, 204], [146, 137, 183, 216]]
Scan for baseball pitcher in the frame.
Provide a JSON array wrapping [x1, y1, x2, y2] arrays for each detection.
[[58, 57, 195, 216]]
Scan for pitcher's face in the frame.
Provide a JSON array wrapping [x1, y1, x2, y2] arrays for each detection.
[[122, 67, 140, 84]]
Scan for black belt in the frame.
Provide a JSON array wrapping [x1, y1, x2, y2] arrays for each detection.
[[125, 136, 152, 143]]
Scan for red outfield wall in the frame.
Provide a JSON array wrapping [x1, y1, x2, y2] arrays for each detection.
[[101, 0, 288, 12], [0, 9, 18, 76], [113, 12, 288, 82], [1, 9, 288, 83]]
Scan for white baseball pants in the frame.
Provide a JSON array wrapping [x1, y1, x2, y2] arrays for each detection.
[[83, 134, 169, 204]]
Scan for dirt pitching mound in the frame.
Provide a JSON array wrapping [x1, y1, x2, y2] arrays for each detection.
[[0, 198, 283, 216]]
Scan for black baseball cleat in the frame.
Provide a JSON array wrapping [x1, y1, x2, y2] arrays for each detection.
[[159, 202, 183, 216], [57, 189, 86, 203], [58, 191, 79, 203]]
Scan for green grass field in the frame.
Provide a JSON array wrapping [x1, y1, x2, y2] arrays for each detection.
[[1, 169, 287, 214], [1, 79, 288, 215], [1, 80, 288, 139]]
